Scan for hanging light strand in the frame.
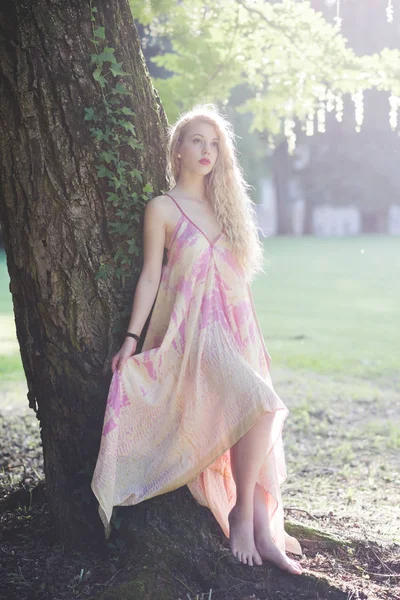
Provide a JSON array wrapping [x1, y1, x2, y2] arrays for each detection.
[[334, 0, 342, 30], [284, 117, 297, 154], [352, 90, 364, 132], [386, 0, 394, 23], [306, 108, 315, 137], [326, 89, 336, 113], [335, 94, 344, 122]]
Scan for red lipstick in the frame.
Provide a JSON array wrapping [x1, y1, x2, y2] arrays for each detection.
[[199, 158, 211, 165]]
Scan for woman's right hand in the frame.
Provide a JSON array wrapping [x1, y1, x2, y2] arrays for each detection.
[[111, 338, 138, 375]]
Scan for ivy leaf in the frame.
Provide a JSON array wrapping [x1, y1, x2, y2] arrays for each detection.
[[128, 243, 140, 255], [114, 82, 130, 95], [127, 136, 144, 150], [93, 68, 107, 87], [90, 53, 101, 66], [119, 120, 136, 134], [114, 223, 129, 234], [90, 127, 105, 141], [93, 26, 105, 40], [91, 127, 112, 142], [129, 169, 142, 182], [110, 62, 129, 76], [106, 192, 120, 206], [95, 263, 113, 281], [84, 107, 95, 121], [99, 150, 117, 163], [96, 164, 114, 179], [143, 183, 153, 193], [99, 47, 117, 64], [121, 107, 136, 116]]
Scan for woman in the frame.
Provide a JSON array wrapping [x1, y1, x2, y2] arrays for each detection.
[[91, 104, 303, 574]]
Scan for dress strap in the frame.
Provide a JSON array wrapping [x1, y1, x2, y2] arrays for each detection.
[[163, 193, 185, 216]]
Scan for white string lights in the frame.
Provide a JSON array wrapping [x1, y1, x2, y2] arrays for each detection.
[[351, 90, 364, 132], [306, 109, 315, 137], [335, 94, 344, 122], [317, 104, 326, 133], [290, 1, 394, 25], [284, 117, 297, 154], [271, 2, 399, 144], [334, 0, 342, 30], [326, 89, 336, 113], [386, 0, 394, 23]]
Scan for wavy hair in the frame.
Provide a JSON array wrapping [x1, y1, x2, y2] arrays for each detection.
[[167, 104, 265, 283]]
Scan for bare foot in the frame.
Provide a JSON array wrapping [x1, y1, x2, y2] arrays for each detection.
[[253, 484, 302, 575], [228, 505, 263, 566], [254, 533, 303, 575]]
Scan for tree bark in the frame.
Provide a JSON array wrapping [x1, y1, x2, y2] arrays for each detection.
[[0, 0, 168, 544]]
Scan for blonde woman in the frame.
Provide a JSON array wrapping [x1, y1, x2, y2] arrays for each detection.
[[91, 105, 303, 574]]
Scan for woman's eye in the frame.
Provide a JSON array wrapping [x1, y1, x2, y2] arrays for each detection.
[[193, 138, 201, 143], [212, 142, 219, 148]]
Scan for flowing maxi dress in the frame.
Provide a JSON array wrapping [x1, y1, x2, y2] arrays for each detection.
[[91, 194, 302, 556]]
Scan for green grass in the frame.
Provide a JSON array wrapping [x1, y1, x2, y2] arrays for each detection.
[[1, 235, 399, 383], [254, 235, 400, 383], [0, 252, 23, 381]]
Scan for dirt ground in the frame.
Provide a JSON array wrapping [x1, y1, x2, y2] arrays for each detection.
[[0, 369, 399, 600]]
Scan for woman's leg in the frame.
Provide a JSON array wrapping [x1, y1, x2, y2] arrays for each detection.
[[253, 482, 302, 574], [229, 411, 302, 573]]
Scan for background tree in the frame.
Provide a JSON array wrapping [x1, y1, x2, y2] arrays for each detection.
[[295, 0, 400, 234], [131, 0, 400, 232], [130, 0, 400, 140]]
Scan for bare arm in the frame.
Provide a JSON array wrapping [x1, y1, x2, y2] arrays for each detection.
[[112, 196, 166, 373], [126, 196, 167, 336]]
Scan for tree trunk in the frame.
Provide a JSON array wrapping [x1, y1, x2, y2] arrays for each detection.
[[0, 0, 168, 544], [272, 140, 292, 235]]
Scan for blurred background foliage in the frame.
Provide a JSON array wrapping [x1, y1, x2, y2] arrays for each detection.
[[129, 0, 400, 230]]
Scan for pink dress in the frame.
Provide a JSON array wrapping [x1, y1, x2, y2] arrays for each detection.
[[91, 194, 302, 556]]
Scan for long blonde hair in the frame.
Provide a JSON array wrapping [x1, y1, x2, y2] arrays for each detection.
[[167, 104, 265, 283]]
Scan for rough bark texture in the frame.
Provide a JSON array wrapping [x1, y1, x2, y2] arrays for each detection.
[[0, 0, 168, 543]]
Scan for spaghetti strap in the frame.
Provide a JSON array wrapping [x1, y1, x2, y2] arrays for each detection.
[[162, 192, 224, 247], [163, 193, 185, 215]]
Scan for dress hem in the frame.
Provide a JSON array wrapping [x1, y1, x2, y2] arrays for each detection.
[[94, 403, 291, 547]]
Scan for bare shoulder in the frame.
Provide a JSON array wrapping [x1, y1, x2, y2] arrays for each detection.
[[145, 195, 167, 219], [148, 192, 179, 226], [146, 194, 177, 220], [143, 194, 180, 249]]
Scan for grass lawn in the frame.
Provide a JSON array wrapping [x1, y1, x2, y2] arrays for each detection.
[[254, 235, 400, 384]]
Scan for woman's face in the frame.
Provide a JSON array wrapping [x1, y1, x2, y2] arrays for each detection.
[[178, 120, 219, 176]]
